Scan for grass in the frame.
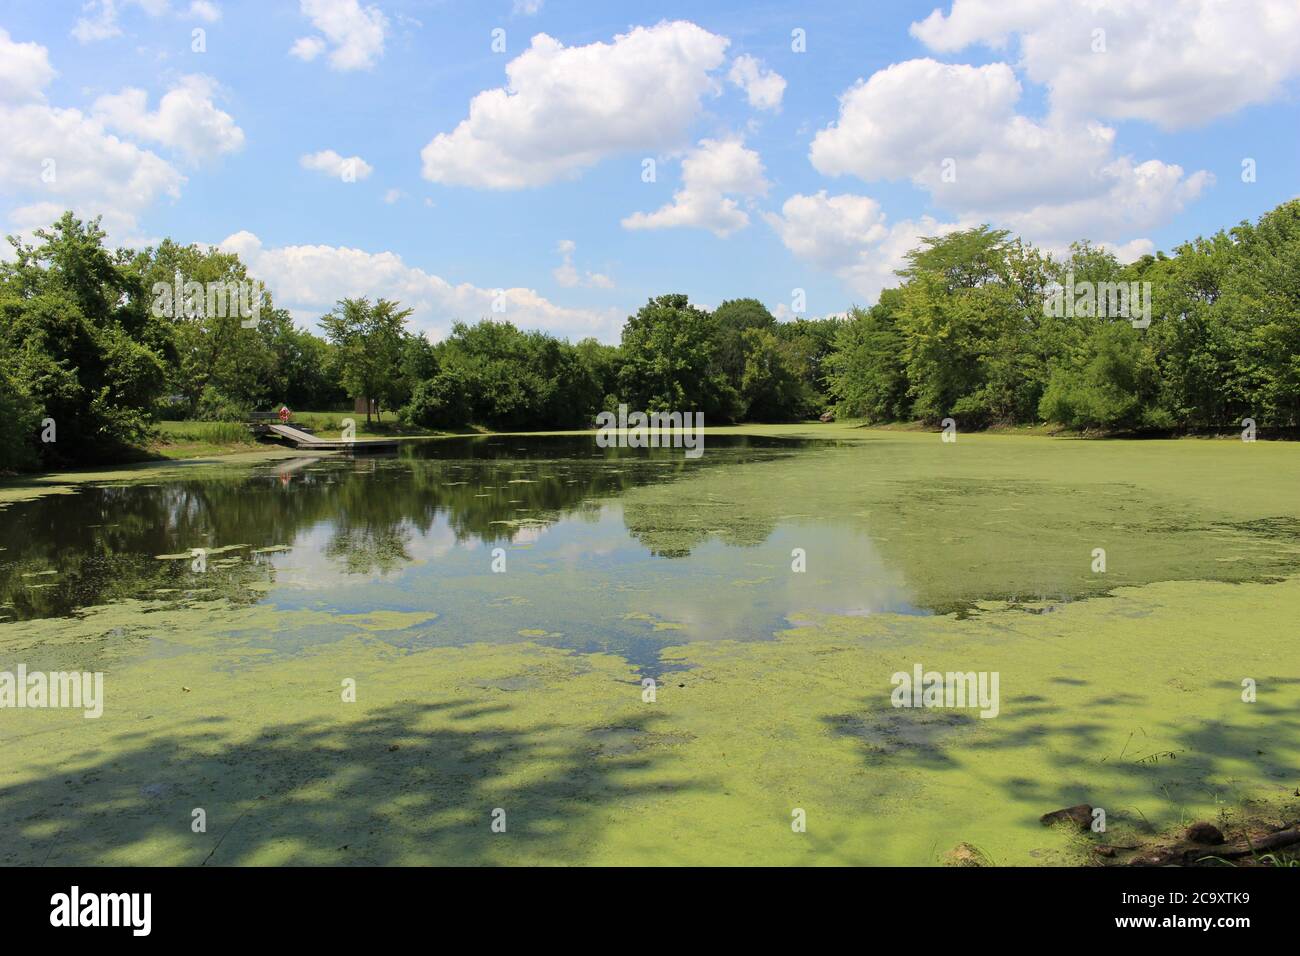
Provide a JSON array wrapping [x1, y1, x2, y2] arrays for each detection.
[[124, 413, 1300, 464], [150, 420, 258, 459], [288, 409, 444, 438], [149, 410, 459, 459]]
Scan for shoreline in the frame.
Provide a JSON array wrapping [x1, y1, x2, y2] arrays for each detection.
[[3, 418, 1292, 502]]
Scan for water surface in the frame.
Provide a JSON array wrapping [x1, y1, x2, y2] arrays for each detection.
[[2, 428, 1298, 865]]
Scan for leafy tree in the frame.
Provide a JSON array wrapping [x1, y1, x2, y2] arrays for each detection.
[[0, 342, 41, 472], [713, 298, 777, 392], [1232, 200, 1300, 425], [574, 337, 622, 412], [401, 320, 605, 430], [896, 227, 1052, 425], [134, 239, 271, 415], [824, 295, 909, 421], [1039, 321, 1164, 431], [739, 327, 815, 421], [321, 297, 413, 423], [0, 213, 167, 465], [617, 294, 741, 420], [774, 315, 843, 408]]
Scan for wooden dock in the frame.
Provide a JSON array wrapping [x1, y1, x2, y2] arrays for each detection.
[[249, 415, 398, 453]]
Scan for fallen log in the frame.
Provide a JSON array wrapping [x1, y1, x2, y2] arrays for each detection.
[[1184, 827, 1300, 862], [1122, 823, 1300, 866]]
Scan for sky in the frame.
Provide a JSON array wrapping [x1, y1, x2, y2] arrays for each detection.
[[0, 0, 1298, 342]]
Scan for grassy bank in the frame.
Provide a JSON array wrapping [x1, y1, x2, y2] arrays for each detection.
[[149, 411, 465, 460], [13, 416, 1289, 472]]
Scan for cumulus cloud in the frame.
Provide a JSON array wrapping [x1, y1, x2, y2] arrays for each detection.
[[187, 1, 221, 22], [72, 0, 220, 43], [291, 0, 388, 71], [763, 191, 887, 267], [300, 149, 374, 181], [0, 101, 183, 244], [0, 28, 56, 103], [0, 31, 182, 244], [1098, 237, 1155, 263], [73, 0, 130, 43], [552, 239, 613, 288], [764, 190, 965, 302], [622, 137, 768, 237], [420, 21, 730, 189], [809, 57, 1211, 247], [910, 0, 1300, 129], [91, 74, 245, 165], [289, 36, 326, 62], [727, 54, 786, 110], [217, 231, 622, 341]]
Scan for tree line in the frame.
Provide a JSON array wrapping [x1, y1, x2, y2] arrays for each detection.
[[2, 200, 1298, 472]]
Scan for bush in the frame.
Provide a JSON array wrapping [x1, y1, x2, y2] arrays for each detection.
[[195, 386, 252, 422]]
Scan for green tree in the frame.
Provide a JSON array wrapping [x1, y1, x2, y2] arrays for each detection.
[[0, 213, 167, 465], [896, 227, 1051, 425], [320, 297, 413, 423], [1039, 320, 1164, 431], [739, 326, 815, 421], [617, 294, 741, 420], [0, 342, 41, 472], [712, 298, 777, 394], [401, 320, 605, 430], [824, 294, 909, 421]]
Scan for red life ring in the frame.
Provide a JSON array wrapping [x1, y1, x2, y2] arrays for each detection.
[[278, 406, 291, 423]]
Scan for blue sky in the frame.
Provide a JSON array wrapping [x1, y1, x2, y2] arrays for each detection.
[[1, 0, 1297, 341]]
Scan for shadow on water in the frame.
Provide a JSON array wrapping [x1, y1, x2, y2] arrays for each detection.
[[822, 681, 1300, 835], [0, 699, 710, 866]]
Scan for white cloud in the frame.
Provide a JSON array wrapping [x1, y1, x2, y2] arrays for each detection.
[[727, 54, 785, 111], [811, 60, 1021, 183], [291, 0, 388, 71], [289, 36, 326, 62], [512, 0, 543, 14], [0, 31, 182, 245], [0, 102, 183, 244], [217, 231, 622, 341], [809, 57, 1210, 247], [1099, 237, 1154, 263], [0, 28, 56, 103], [420, 21, 730, 189], [92, 75, 244, 165], [772, 303, 849, 323], [381, 188, 402, 203], [765, 191, 965, 302], [300, 149, 374, 181], [187, 1, 221, 22], [73, 0, 127, 43], [622, 137, 768, 237], [72, 0, 217, 43], [910, 0, 1300, 129], [552, 239, 613, 288], [1001, 156, 1210, 243], [763, 191, 887, 268]]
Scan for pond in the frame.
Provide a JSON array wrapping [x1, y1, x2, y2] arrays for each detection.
[[1, 427, 1298, 865]]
